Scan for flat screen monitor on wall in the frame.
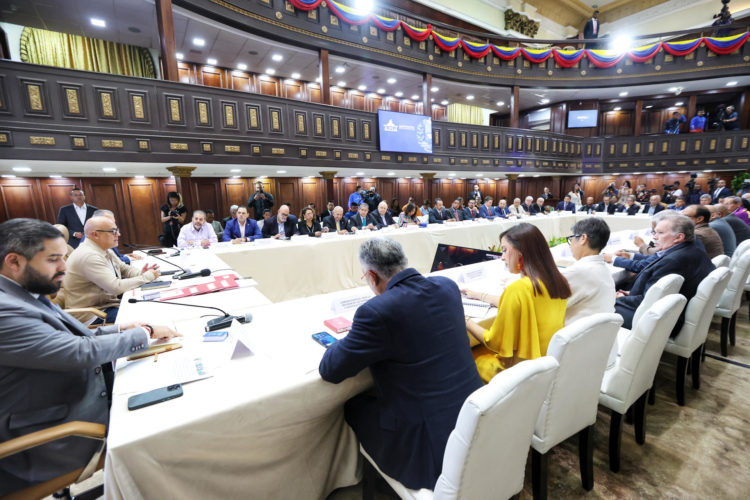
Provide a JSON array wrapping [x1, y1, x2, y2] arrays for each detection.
[[377, 110, 433, 154], [568, 109, 598, 128]]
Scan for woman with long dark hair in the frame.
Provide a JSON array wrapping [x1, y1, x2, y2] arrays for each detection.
[[159, 191, 187, 247], [388, 198, 400, 217], [398, 203, 420, 227], [463, 223, 571, 382], [297, 206, 322, 237]]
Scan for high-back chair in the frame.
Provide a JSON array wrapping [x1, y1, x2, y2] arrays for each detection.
[[711, 254, 729, 268], [362, 356, 560, 500], [599, 294, 687, 472], [714, 252, 750, 356], [664, 267, 732, 405], [530, 314, 622, 500]]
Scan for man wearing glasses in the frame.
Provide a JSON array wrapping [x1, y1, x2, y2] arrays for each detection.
[[63, 216, 160, 324]]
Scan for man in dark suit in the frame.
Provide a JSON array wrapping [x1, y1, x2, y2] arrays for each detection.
[[583, 10, 600, 39], [249, 182, 274, 220], [319, 238, 482, 490], [446, 199, 464, 221], [373, 201, 396, 229], [261, 205, 296, 239], [468, 185, 482, 205], [350, 203, 378, 231], [478, 197, 496, 218], [0, 219, 179, 495], [711, 179, 733, 204], [581, 197, 597, 214], [223, 206, 262, 243], [322, 206, 352, 234], [596, 195, 616, 214], [56, 188, 98, 249], [428, 198, 454, 224], [619, 196, 641, 216], [521, 196, 535, 214], [463, 199, 480, 220], [615, 214, 714, 332], [641, 195, 665, 216], [556, 195, 576, 212], [495, 199, 511, 218], [319, 201, 335, 222], [530, 197, 546, 215]]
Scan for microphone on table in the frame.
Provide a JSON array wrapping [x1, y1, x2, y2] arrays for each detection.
[[123, 243, 166, 255], [128, 247, 187, 276], [174, 268, 211, 280], [127, 298, 253, 331]]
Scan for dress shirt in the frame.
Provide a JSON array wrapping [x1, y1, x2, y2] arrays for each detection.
[[561, 255, 616, 325], [177, 223, 218, 248], [73, 203, 88, 226]]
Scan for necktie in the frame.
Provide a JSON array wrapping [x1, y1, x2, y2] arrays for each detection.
[[336, 221, 340, 231], [38, 295, 55, 310]]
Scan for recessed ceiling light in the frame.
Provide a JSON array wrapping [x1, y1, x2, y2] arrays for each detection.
[[335, 66, 346, 74], [102, 167, 117, 172], [176, 53, 184, 60], [90, 18, 106, 28], [135, 175, 145, 179], [356, 171, 365, 175], [49, 174, 61, 178], [431, 98, 435, 102], [448, 173, 456, 176], [645, 105, 653, 108], [613, 106, 622, 111], [395, 91, 403, 97], [2, 174, 16, 178], [540, 98, 550, 104], [441, 100, 449, 105], [726, 81, 738, 87], [675, 101, 684, 106], [358, 85, 367, 91], [377, 88, 386, 94], [12, 167, 31, 172], [286, 78, 298, 84], [207, 58, 217, 66], [430, 86, 439, 92], [330, 86, 339, 91], [411, 94, 420, 100], [337, 81, 346, 87], [232, 175, 240, 179], [193, 37, 205, 47], [387, 77, 397, 84], [619, 91, 628, 96], [704, 170, 712, 173], [265, 68, 276, 75], [277, 170, 287, 174], [405, 176, 412, 179], [230, 169, 241, 173], [272, 54, 283, 62], [668, 87, 678, 92], [237, 63, 247, 70], [291, 72, 301, 79], [387, 172, 395, 176], [475, 173, 482, 176], [466, 95, 475, 100], [496, 101, 505, 106]]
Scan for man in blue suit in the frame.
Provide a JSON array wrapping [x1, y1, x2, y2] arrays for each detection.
[[319, 238, 482, 490], [615, 214, 714, 333], [463, 199, 480, 220], [478, 196, 496, 218], [223, 206, 262, 243], [711, 179, 733, 204], [56, 188, 98, 249], [495, 199, 511, 218], [556, 195, 576, 212], [596, 195, 618, 214], [428, 198, 454, 224]]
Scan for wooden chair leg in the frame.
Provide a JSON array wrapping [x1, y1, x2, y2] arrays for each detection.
[[729, 312, 737, 346], [609, 410, 623, 473], [578, 424, 595, 491], [676, 356, 688, 406], [691, 347, 702, 390], [720, 317, 730, 356], [532, 449, 548, 500], [648, 386, 655, 405], [701, 342, 706, 363], [634, 391, 648, 445], [625, 405, 634, 425]]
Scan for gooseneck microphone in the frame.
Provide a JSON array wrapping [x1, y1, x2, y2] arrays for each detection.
[[125, 244, 187, 275], [127, 298, 253, 331], [174, 269, 211, 280]]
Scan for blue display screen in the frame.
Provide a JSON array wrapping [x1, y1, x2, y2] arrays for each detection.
[[377, 110, 433, 154], [568, 109, 598, 128]]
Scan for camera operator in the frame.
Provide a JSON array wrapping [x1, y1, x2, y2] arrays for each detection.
[[722, 105, 739, 131], [365, 186, 382, 213], [159, 191, 187, 247], [601, 182, 618, 199]]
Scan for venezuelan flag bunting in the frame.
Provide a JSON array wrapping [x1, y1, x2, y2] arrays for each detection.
[[704, 32, 750, 55], [401, 22, 432, 42], [460, 40, 492, 58], [372, 15, 400, 31], [662, 38, 702, 56], [586, 49, 626, 68], [521, 48, 552, 63], [327, 0, 372, 25], [552, 49, 585, 68], [628, 43, 661, 63], [432, 32, 461, 52], [491, 46, 521, 60], [288, 0, 323, 11]]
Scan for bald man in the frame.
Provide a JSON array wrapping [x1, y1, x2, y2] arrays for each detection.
[[63, 216, 160, 323]]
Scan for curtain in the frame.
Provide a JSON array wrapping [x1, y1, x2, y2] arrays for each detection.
[[447, 103, 484, 125], [20, 27, 155, 78]]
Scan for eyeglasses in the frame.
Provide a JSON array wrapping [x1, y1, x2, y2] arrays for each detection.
[[650, 230, 656, 235], [97, 228, 121, 235], [566, 234, 581, 244]]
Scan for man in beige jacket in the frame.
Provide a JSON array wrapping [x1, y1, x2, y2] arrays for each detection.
[[63, 216, 160, 323]]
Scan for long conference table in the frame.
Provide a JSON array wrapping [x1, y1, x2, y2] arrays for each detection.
[[103, 214, 652, 500]]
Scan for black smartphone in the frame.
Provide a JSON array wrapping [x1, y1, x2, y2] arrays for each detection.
[[312, 331, 337, 348], [127, 384, 183, 411]]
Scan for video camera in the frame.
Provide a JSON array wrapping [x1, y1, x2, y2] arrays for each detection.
[[707, 177, 720, 192], [685, 173, 698, 194]]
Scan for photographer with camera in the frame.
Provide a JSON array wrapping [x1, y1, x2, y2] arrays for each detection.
[[665, 111, 687, 135], [365, 186, 382, 213], [159, 191, 187, 248], [722, 105, 739, 131]]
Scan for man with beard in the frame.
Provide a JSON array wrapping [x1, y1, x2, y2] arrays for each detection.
[[0, 219, 179, 495]]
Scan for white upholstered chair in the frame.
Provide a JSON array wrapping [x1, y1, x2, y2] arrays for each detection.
[[711, 254, 729, 268], [713, 252, 750, 356], [599, 294, 687, 472], [361, 356, 560, 500], [531, 314, 622, 500], [664, 267, 732, 405]]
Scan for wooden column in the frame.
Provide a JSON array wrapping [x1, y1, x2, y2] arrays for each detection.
[[421, 173, 436, 201], [319, 49, 331, 105], [155, 0, 179, 82], [739, 89, 750, 130], [510, 85, 520, 129], [633, 99, 643, 136], [319, 171, 337, 205], [422, 73, 432, 116], [506, 174, 519, 200], [688, 95, 697, 122], [166, 166, 197, 214]]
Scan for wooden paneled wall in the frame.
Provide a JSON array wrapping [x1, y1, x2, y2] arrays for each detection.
[[1, 172, 737, 246]]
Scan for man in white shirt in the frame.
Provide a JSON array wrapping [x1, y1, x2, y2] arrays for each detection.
[[177, 210, 218, 248], [508, 198, 527, 216], [560, 217, 616, 325]]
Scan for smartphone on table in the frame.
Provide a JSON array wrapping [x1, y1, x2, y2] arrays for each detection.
[[312, 331, 338, 348], [128, 384, 183, 410]]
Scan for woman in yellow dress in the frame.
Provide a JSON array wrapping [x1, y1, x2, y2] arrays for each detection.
[[464, 223, 571, 383]]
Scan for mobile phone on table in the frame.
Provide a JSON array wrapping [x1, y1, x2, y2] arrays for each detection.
[[127, 384, 183, 411], [312, 331, 338, 348]]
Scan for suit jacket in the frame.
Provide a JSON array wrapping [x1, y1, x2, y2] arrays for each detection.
[[467, 190, 483, 203], [478, 205, 496, 218], [322, 215, 351, 232], [556, 201, 576, 212], [641, 204, 665, 215], [56, 204, 98, 248], [297, 219, 322, 236], [583, 17, 599, 38], [0, 276, 149, 494], [615, 241, 714, 333], [597, 202, 617, 214], [319, 268, 483, 490], [620, 204, 641, 216], [446, 207, 464, 221], [463, 207, 480, 220], [521, 203, 534, 214], [373, 212, 396, 229], [428, 207, 452, 224], [349, 213, 378, 230], [711, 186, 733, 203], [580, 204, 597, 214], [261, 216, 296, 238], [495, 206, 511, 218], [530, 204, 545, 215], [223, 218, 262, 242], [724, 213, 750, 243]]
